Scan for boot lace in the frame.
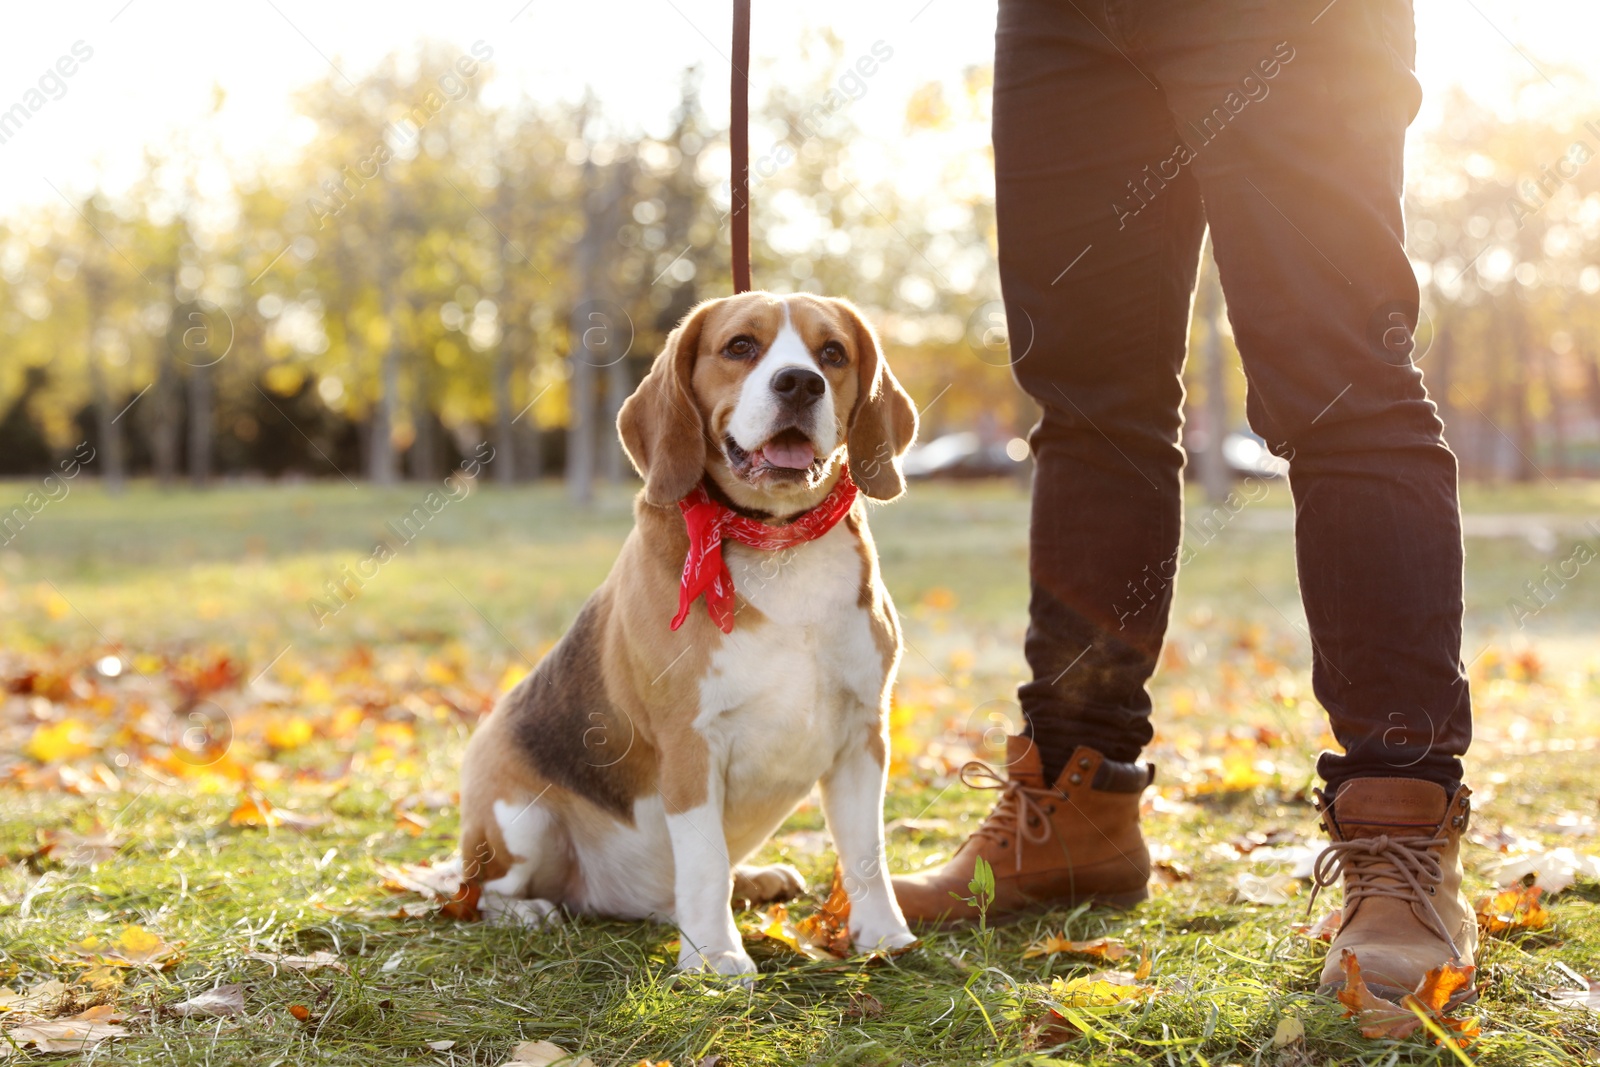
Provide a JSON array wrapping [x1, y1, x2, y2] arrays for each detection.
[[1308, 832, 1461, 957], [960, 761, 1056, 869]]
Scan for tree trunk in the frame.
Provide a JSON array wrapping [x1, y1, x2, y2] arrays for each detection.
[[603, 355, 628, 484], [148, 274, 183, 486], [493, 341, 517, 485], [566, 157, 602, 505], [567, 321, 597, 504], [149, 352, 181, 486], [187, 358, 212, 488], [84, 266, 125, 495], [490, 182, 520, 486], [408, 368, 439, 481], [601, 164, 635, 484], [370, 192, 403, 485], [370, 335, 400, 484], [1507, 299, 1536, 483], [1541, 345, 1568, 478], [1583, 343, 1600, 425]]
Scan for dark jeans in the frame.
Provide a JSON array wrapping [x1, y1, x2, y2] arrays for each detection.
[[995, 0, 1471, 791]]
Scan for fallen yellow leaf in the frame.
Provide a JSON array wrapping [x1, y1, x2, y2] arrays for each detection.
[[227, 794, 323, 830], [264, 715, 314, 750], [1023, 935, 1132, 961], [750, 862, 853, 961], [1336, 949, 1478, 1046], [1048, 969, 1153, 1007], [1476, 885, 1551, 935], [26, 720, 96, 763]]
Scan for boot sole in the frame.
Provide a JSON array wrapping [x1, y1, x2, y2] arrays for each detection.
[[906, 885, 1149, 932]]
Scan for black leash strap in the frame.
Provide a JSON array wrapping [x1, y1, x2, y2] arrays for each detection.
[[730, 0, 751, 293]]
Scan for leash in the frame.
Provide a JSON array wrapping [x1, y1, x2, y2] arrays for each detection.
[[730, 0, 751, 293]]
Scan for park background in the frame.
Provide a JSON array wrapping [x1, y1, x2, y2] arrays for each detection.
[[3, 2, 1600, 1065]]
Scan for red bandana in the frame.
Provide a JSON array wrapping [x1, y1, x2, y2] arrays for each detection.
[[671, 469, 859, 633]]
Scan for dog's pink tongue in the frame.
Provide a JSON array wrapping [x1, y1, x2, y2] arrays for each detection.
[[760, 438, 815, 469]]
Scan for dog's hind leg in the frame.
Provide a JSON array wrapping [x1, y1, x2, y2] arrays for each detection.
[[461, 793, 570, 928], [731, 864, 807, 907]]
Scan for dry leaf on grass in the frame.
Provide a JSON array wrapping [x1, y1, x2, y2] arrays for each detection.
[[3, 1004, 127, 1053], [1271, 1015, 1305, 1047], [844, 991, 884, 1018], [499, 1039, 597, 1067], [1149, 858, 1194, 887], [243, 950, 347, 973], [751, 862, 852, 961], [1143, 793, 1198, 817], [395, 810, 431, 836], [794, 863, 853, 958], [1336, 949, 1479, 1046], [1229, 828, 1302, 856], [1483, 847, 1600, 895], [1476, 885, 1551, 935], [1047, 958, 1154, 1008], [1547, 963, 1600, 1012], [1550, 979, 1600, 1011], [23, 719, 97, 763], [168, 984, 245, 1017], [378, 859, 461, 897], [1022, 935, 1133, 961], [169, 653, 242, 702], [1022, 1013, 1079, 1051], [69, 924, 178, 968], [1289, 907, 1342, 942], [1538, 812, 1599, 839], [0, 978, 72, 1016], [78, 963, 125, 992], [1232, 871, 1299, 905], [227, 795, 325, 831], [34, 825, 124, 867], [376, 860, 482, 921], [1469, 825, 1541, 854]]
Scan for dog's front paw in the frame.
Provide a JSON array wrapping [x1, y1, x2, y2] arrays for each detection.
[[732, 863, 807, 907], [852, 923, 918, 954], [677, 943, 758, 986]]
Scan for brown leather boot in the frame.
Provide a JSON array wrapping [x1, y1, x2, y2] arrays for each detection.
[[1312, 777, 1477, 1001], [892, 737, 1153, 927]]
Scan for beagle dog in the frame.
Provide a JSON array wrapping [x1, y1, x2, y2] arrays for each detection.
[[459, 291, 920, 977]]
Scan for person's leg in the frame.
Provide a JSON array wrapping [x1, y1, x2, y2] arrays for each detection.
[[892, 0, 1196, 924], [1134, 0, 1475, 995], [998, 0, 1207, 783], [1135, 0, 1470, 792]]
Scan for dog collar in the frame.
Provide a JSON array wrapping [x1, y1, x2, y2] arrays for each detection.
[[671, 467, 859, 633]]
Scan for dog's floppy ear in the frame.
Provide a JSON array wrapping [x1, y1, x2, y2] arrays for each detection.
[[618, 300, 716, 506], [836, 300, 918, 500]]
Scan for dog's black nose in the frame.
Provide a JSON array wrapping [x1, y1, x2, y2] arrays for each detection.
[[771, 367, 826, 408]]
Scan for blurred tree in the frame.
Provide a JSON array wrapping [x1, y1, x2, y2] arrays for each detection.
[[0, 45, 1595, 487]]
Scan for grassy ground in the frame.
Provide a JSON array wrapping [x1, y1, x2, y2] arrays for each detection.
[[2, 477, 1599, 1065]]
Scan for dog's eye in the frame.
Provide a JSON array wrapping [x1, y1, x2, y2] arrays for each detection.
[[820, 341, 847, 367], [725, 336, 758, 360]]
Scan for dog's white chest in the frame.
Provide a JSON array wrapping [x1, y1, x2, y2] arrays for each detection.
[[695, 524, 885, 813]]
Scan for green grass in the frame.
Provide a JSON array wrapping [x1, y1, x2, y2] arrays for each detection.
[[2, 477, 1600, 1065]]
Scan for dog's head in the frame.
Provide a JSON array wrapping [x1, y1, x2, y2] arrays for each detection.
[[618, 292, 918, 515]]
